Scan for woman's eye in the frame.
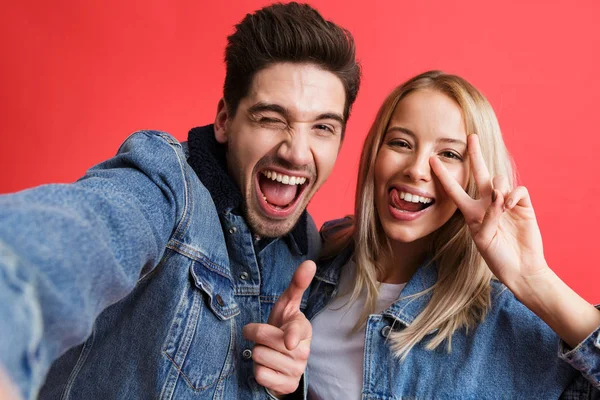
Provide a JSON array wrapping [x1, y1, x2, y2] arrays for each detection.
[[389, 140, 410, 148], [440, 151, 463, 161]]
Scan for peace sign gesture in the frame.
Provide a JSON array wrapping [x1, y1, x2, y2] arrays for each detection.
[[429, 134, 548, 289], [430, 133, 600, 348]]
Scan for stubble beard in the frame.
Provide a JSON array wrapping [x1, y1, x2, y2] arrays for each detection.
[[243, 189, 306, 238]]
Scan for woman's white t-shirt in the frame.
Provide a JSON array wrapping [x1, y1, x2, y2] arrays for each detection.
[[307, 260, 405, 400]]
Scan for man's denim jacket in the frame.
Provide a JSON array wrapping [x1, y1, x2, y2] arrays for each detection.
[[305, 219, 600, 400], [0, 125, 319, 399]]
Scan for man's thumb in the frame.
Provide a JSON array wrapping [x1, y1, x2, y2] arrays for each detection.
[[285, 260, 316, 306], [269, 260, 316, 325]]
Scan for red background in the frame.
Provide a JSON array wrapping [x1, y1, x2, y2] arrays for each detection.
[[1, 1, 598, 302]]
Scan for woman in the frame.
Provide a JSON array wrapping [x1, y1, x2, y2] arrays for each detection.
[[305, 71, 600, 399]]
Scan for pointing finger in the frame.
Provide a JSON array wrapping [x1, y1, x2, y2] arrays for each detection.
[[244, 323, 288, 354], [281, 314, 312, 350], [243, 321, 311, 353]]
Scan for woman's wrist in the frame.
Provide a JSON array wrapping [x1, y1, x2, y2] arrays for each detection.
[[510, 266, 600, 347], [508, 262, 555, 308]]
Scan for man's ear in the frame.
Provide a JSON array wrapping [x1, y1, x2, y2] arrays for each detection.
[[214, 98, 230, 144]]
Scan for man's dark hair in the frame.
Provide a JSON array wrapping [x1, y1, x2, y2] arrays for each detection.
[[224, 2, 361, 126]]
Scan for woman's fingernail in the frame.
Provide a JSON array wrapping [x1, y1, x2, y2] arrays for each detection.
[[492, 190, 497, 203], [506, 198, 514, 208]]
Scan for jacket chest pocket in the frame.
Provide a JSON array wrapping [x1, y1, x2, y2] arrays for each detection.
[[163, 259, 240, 392]]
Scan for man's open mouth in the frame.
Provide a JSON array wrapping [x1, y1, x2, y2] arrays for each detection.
[[256, 169, 310, 214], [389, 188, 435, 213]]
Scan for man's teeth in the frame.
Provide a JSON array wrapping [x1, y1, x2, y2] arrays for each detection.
[[399, 191, 433, 204], [261, 170, 307, 186]]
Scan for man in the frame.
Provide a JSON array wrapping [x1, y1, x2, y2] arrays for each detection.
[[0, 2, 361, 399]]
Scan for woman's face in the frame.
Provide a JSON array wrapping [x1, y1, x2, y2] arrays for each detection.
[[374, 89, 470, 245]]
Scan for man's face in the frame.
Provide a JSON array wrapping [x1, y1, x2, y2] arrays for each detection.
[[215, 62, 346, 237]]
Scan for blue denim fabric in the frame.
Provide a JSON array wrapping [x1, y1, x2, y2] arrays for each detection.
[[305, 219, 600, 399], [559, 308, 600, 394], [0, 128, 319, 399]]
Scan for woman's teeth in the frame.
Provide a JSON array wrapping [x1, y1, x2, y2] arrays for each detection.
[[262, 170, 307, 185], [399, 191, 433, 204]]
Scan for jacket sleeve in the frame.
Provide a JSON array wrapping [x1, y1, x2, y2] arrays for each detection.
[[0, 130, 188, 399], [559, 311, 600, 391]]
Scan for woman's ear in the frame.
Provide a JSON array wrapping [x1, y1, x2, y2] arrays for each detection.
[[214, 98, 229, 144]]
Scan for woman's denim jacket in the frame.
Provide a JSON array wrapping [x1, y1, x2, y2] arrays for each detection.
[[0, 126, 319, 399], [305, 220, 600, 400]]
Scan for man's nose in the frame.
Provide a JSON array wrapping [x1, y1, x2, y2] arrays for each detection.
[[277, 129, 312, 167]]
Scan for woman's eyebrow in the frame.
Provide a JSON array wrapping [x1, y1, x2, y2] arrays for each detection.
[[386, 126, 466, 148], [437, 138, 467, 148]]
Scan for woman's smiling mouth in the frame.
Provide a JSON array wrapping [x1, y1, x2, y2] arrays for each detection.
[[389, 188, 435, 213]]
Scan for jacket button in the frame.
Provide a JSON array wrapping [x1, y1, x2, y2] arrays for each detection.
[[381, 325, 391, 338], [240, 272, 249, 280], [229, 227, 237, 234], [242, 349, 253, 360], [215, 294, 225, 307]]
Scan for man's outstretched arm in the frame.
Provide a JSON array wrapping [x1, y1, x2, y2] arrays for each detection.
[[0, 131, 186, 399]]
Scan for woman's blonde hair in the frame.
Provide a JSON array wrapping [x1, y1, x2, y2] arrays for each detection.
[[326, 70, 515, 359]]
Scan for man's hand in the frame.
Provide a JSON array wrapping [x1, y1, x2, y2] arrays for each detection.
[[243, 260, 316, 397]]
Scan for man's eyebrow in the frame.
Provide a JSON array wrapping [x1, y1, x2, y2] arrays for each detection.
[[316, 113, 344, 127], [386, 126, 466, 148], [247, 102, 289, 118], [247, 102, 344, 126]]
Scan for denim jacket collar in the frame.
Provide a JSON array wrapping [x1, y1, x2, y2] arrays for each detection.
[[317, 243, 437, 326], [186, 125, 309, 255], [314, 242, 353, 285], [381, 260, 436, 326]]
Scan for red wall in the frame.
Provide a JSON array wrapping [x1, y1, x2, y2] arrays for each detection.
[[1, 1, 598, 303]]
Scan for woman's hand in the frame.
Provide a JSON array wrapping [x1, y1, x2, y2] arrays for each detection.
[[430, 134, 600, 347], [430, 134, 547, 288]]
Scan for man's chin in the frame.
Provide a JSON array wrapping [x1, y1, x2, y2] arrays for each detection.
[[246, 211, 302, 238]]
